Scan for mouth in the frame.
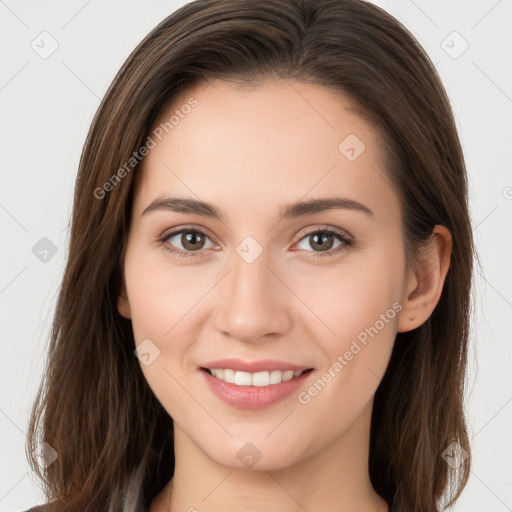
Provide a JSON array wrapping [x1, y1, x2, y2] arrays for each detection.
[[198, 361, 315, 409], [200, 367, 314, 387]]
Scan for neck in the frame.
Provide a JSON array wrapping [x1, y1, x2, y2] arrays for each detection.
[[152, 400, 388, 512]]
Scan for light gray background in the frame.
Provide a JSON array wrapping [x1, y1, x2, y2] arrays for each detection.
[[1, 1, 511, 511]]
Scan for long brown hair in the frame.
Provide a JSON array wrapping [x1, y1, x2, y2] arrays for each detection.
[[26, 1, 475, 510]]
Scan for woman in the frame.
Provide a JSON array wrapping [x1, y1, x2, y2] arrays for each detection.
[[24, 0, 474, 511]]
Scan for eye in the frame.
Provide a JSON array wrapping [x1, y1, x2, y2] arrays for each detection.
[[158, 227, 217, 257], [294, 227, 353, 257], [158, 225, 354, 258]]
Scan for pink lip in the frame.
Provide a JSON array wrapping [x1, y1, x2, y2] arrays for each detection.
[[199, 368, 314, 409], [200, 358, 312, 373]]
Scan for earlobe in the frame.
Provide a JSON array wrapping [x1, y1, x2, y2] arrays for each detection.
[[117, 280, 132, 319], [397, 225, 452, 333]]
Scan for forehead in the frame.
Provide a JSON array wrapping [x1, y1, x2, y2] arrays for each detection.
[[149, 78, 376, 158], [133, 79, 397, 223]]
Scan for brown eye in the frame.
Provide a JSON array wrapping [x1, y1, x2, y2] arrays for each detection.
[[161, 228, 215, 257], [308, 232, 336, 251], [179, 230, 207, 251], [295, 228, 353, 257]]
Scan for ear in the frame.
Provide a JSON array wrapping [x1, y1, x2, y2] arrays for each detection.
[[397, 225, 452, 333], [117, 278, 132, 319]]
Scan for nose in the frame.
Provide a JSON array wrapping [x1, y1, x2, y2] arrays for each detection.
[[212, 244, 293, 344]]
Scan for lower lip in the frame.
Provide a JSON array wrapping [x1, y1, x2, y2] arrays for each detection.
[[200, 368, 314, 410]]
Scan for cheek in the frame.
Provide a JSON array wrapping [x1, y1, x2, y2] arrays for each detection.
[[292, 249, 403, 344], [124, 245, 207, 340], [286, 250, 405, 414], [123, 249, 211, 416], [331, 268, 401, 351], [294, 246, 404, 415]]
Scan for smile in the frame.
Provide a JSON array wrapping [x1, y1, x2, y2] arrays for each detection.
[[200, 367, 315, 409], [205, 368, 307, 386]]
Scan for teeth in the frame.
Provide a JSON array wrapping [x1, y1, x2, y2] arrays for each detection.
[[223, 369, 235, 383], [209, 368, 305, 386], [251, 371, 269, 387], [234, 371, 252, 386]]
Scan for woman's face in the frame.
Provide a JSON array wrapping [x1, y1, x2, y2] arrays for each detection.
[[118, 78, 410, 470]]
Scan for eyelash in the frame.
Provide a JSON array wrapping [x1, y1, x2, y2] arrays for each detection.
[[157, 226, 354, 259]]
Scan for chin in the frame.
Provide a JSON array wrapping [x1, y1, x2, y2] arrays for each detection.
[[203, 439, 308, 473]]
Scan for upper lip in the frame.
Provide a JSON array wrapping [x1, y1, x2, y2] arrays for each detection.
[[201, 358, 313, 373]]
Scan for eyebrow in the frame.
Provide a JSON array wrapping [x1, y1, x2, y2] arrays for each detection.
[[141, 196, 374, 220]]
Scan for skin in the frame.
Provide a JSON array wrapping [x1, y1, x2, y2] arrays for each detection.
[[117, 78, 452, 512]]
